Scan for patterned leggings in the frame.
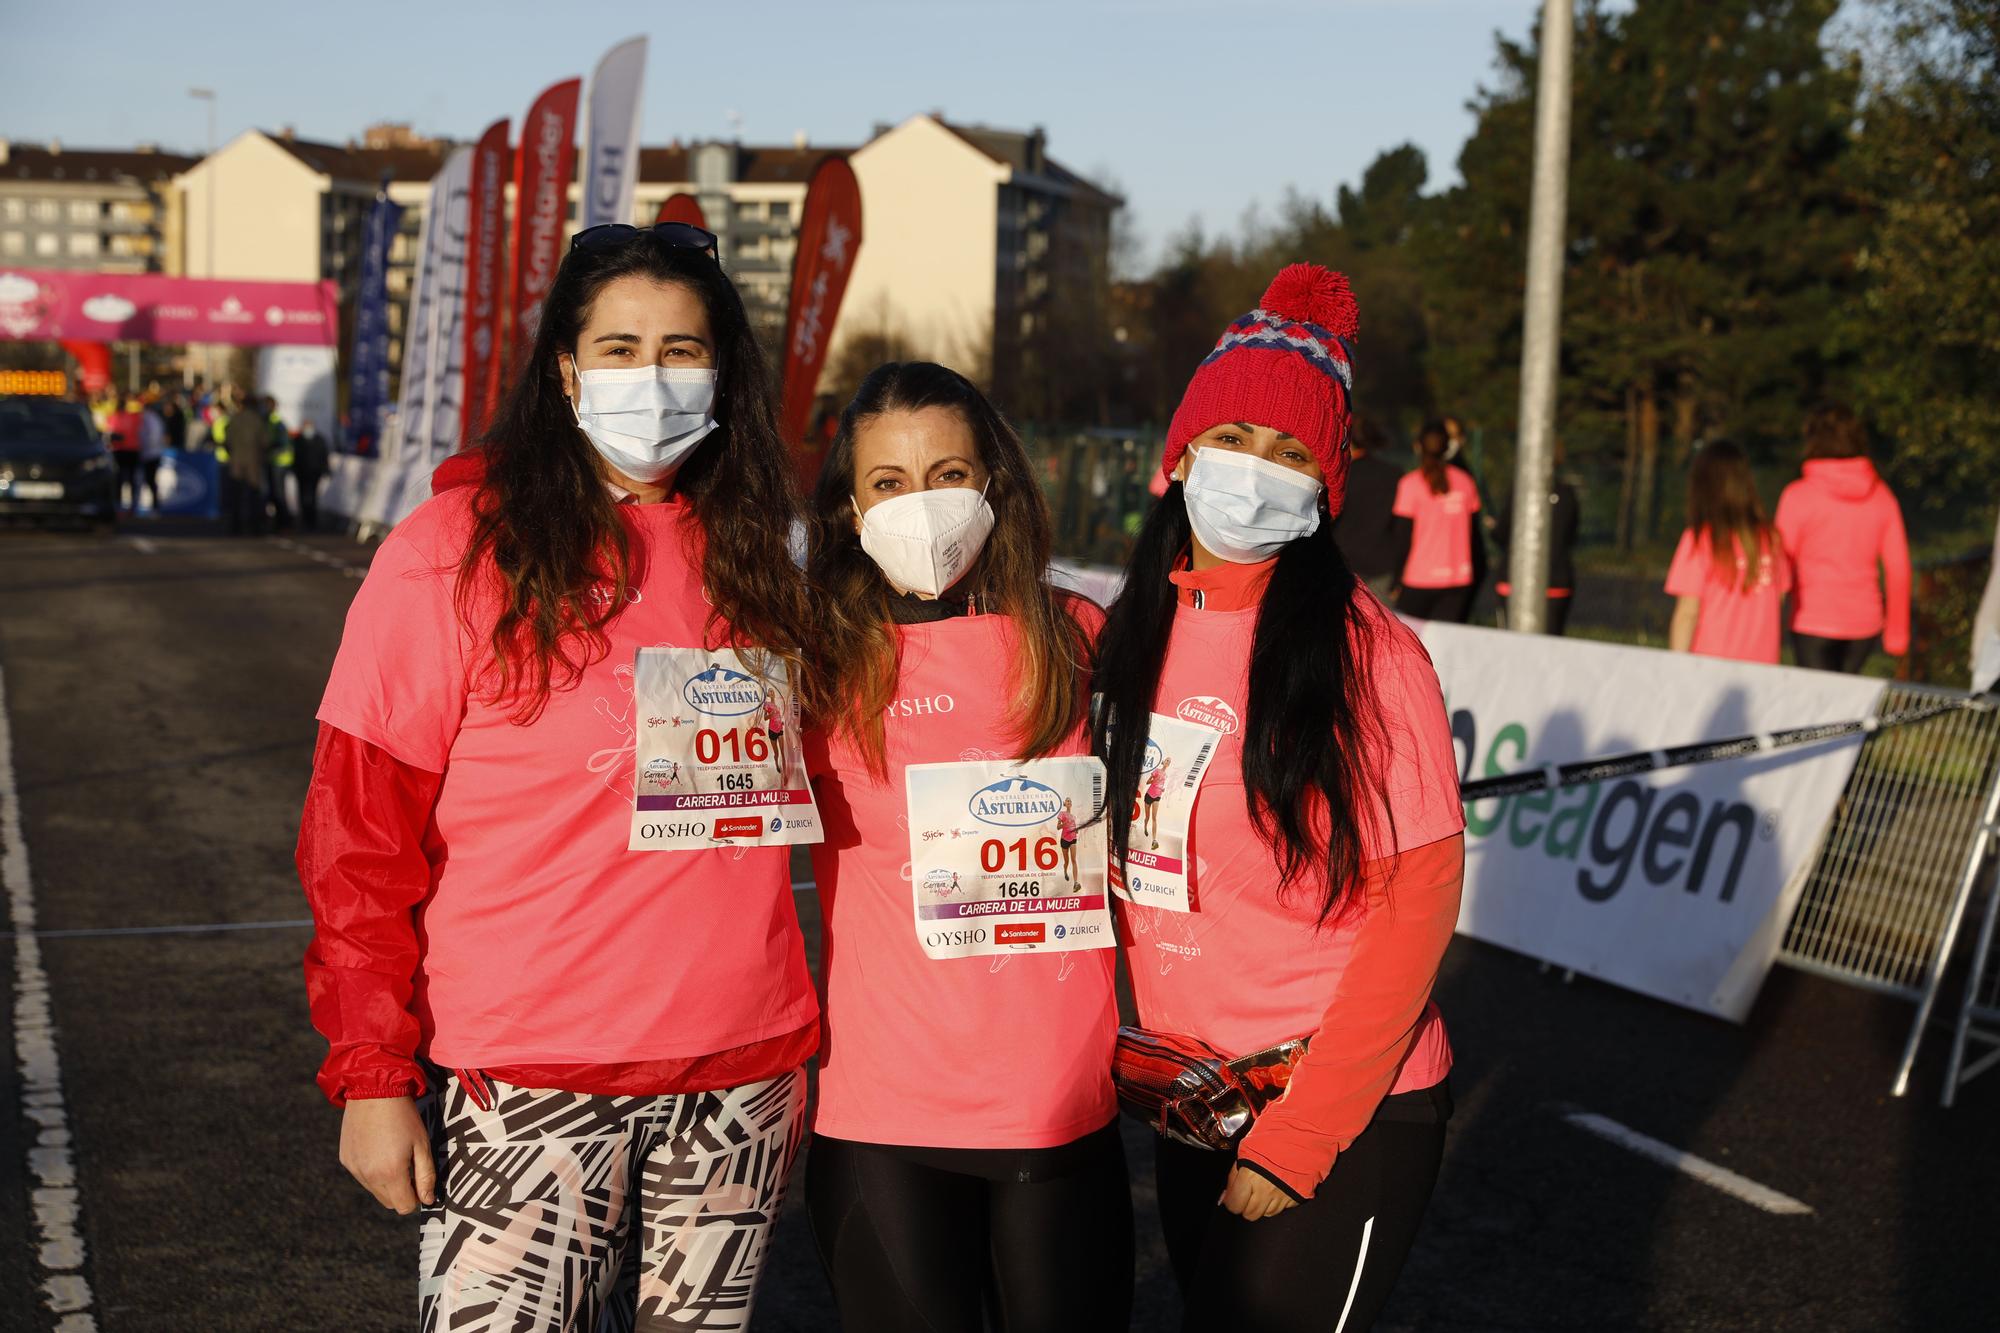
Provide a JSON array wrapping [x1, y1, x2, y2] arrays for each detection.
[[418, 1068, 806, 1332]]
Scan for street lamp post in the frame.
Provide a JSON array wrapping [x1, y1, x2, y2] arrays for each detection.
[[188, 87, 217, 387], [1506, 0, 1575, 634]]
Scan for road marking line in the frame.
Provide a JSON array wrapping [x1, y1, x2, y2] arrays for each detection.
[[1556, 1107, 1814, 1215], [1, 919, 313, 941], [1, 666, 100, 1328], [272, 535, 369, 579], [124, 536, 158, 556]]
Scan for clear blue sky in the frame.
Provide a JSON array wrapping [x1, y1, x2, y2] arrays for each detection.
[[3, 1, 1626, 268]]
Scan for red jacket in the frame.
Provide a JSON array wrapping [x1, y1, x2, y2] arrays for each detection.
[[1775, 458, 1912, 654], [297, 723, 815, 1105]]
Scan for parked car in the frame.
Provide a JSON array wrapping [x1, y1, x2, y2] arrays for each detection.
[[0, 396, 117, 529]]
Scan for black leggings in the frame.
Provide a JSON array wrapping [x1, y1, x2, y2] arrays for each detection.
[[806, 1122, 1134, 1332], [1155, 1104, 1446, 1332], [1395, 583, 1473, 623], [1793, 631, 1876, 674]]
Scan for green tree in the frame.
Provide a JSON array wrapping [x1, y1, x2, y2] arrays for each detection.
[[1848, 0, 2000, 515], [1423, 0, 1865, 545]]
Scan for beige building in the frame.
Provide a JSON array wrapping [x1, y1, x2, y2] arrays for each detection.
[[0, 140, 195, 274], [12, 114, 1120, 414], [831, 114, 1121, 412]]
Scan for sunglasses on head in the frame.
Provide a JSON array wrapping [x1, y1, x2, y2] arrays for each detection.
[[569, 221, 720, 259]]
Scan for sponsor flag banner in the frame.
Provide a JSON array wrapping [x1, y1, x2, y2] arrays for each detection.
[[905, 757, 1113, 960], [778, 155, 862, 472], [655, 192, 707, 228], [461, 118, 512, 440], [580, 36, 647, 230], [1416, 621, 1885, 1020], [510, 77, 581, 353], [56, 339, 112, 394], [1, 270, 337, 346], [417, 148, 474, 466], [628, 647, 822, 851], [345, 192, 404, 454]]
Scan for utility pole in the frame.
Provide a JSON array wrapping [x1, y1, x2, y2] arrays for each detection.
[[1506, 0, 1575, 634], [188, 88, 217, 387]]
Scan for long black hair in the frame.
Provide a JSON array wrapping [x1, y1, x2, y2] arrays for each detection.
[[1090, 484, 1393, 924], [805, 361, 1091, 773], [463, 232, 808, 719]]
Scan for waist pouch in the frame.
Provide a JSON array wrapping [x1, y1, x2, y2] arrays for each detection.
[[1112, 1026, 1309, 1151]]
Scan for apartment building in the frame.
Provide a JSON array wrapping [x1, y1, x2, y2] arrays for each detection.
[[0, 140, 195, 274], [831, 114, 1121, 413]]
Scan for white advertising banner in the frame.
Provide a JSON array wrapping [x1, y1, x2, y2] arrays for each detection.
[[580, 36, 647, 229], [256, 344, 337, 438], [1414, 621, 1885, 1020], [386, 147, 471, 494]]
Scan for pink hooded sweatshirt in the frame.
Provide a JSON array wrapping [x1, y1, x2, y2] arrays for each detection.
[[1775, 458, 1911, 654]]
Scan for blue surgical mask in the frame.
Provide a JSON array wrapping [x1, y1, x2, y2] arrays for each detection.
[[1181, 447, 1324, 563]]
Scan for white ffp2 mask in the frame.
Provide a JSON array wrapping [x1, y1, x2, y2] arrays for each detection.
[[568, 364, 718, 483], [857, 485, 996, 597], [1181, 447, 1324, 563]]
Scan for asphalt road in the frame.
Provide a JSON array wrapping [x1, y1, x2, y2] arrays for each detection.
[[2, 520, 1994, 1331]]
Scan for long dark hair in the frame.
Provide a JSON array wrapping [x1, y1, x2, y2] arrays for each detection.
[[805, 361, 1091, 773], [1415, 419, 1451, 495], [1802, 403, 1868, 461], [1687, 439, 1773, 590], [1091, 486, 1392, 925], [461, 233, 809, 720]]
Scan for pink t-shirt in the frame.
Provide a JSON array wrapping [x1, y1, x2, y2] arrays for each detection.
[[1121, 589, 1463, 1087], [1664, 526, 1791, 665], [1393, 465, 1481, 589], [806, 605, 1117, 1149], [317, 488, 818, 1068]]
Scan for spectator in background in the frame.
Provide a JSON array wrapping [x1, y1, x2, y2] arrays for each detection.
[[1443, 414, 1493, 608], [1394, 420, 1481, 621], [263, 396, 295, 532], [1493, 442, 1581, 635], [223, 389, 271, 536], [1666, 440, 1790, 664], [1330, 416, 1407, 600], [137, 395, 168, 514], [292, 418, 330, 532], [106, 396, 144, 513], [1776, 405, 1911, 673], [158, 392, 188, 454]]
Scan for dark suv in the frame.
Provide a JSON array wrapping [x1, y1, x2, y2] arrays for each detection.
[[0, 396, 117, 528]]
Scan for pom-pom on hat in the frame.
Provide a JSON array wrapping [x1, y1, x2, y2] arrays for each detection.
[[1161, 263, 1359, 516]]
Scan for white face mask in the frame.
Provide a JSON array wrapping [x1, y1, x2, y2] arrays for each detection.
[[1181, 447, 1325, 563], [566, 362, 719, 483], [856, 484, 996, 597]]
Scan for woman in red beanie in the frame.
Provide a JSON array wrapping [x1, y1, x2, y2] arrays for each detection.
[[1775, 406, 1911, 673], [1094, 264, 1465, 1331]]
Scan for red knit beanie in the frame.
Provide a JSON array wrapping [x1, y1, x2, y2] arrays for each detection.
[[1161, 263, 1359, 516]]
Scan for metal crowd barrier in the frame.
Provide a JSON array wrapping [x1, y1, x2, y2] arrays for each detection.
[[1943, 859, 2000, 1106], [1775, 681, 2000, 1097]]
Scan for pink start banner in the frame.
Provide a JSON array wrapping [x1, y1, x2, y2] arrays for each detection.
[[0, 269, 338, 346]]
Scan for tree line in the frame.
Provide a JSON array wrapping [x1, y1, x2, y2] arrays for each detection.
[[1098, 0, 1998, 546]]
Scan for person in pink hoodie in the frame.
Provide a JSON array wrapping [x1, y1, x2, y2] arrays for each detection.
[[1775, 406, 1912, 673]]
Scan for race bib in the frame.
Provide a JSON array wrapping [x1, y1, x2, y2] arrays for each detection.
[[628, 647, 823, 851], [1112, 712, 1224, 912], [905, 756, 1113, 959]]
